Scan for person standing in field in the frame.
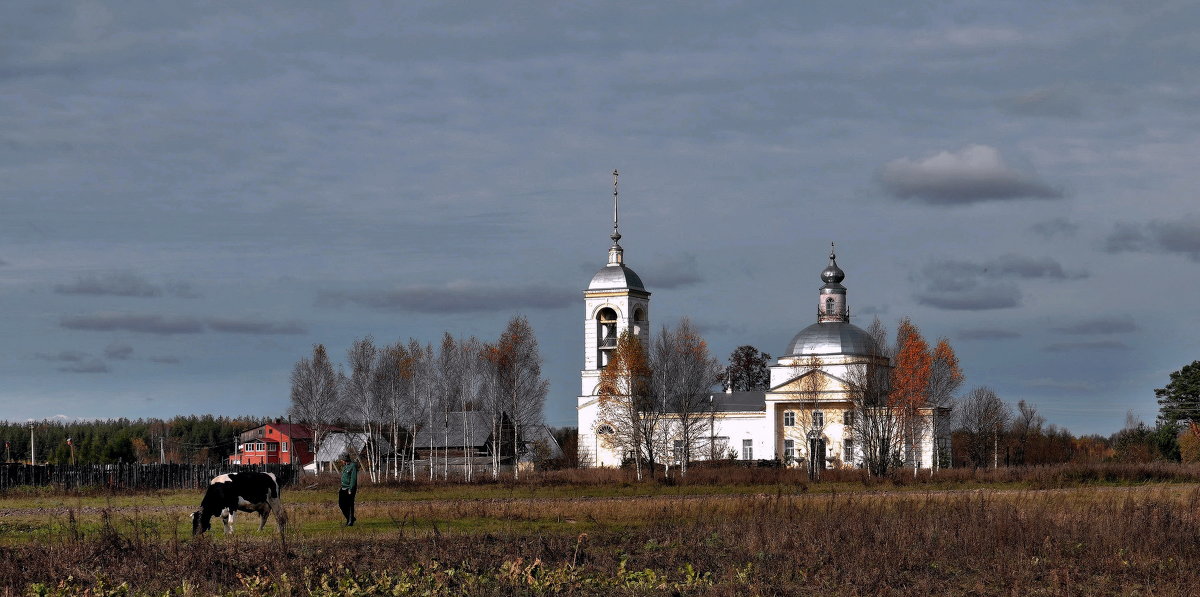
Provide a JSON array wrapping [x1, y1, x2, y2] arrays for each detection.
[[338, 456, 359, 526]]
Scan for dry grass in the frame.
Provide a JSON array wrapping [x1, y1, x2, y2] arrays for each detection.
[[2, 475, 1200, 595]]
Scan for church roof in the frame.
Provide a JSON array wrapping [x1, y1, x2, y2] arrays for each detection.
[[588, 264, 646, 291], [708, 390, 767, 412], [785, 321, 879, 357]]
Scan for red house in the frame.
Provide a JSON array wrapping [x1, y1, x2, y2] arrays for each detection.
[[228, 423, 323, 467]]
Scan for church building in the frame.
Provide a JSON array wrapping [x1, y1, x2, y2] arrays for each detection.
[[577, 174, 941, 471]]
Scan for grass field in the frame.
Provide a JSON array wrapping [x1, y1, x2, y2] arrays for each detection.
[[3, 464, 1200, 595]]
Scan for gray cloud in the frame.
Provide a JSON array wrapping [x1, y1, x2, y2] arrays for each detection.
[[60, 313, 205, 335], [1029, 218, 1079, 239], [0, 258, 8, 266], [638, 254, 703, 289], [879, 145, 1062, 205], [166, 282, 202, 299], [103, 343, 134, 360], [34, 351, 91, 363], [1104, 215, 1200, 262], [856, 304, 890, 316], [998, 87, 1083, 119], [58, 360, 111, 374], [1043, 340, 1130, 352], [1104, 222, 1148, 253], [917, 283, 1021, 310], [207, 318, 307, 335], [691, 320, 747, 338], [33, 351, 110, 374], [52, 272, 201, 299], [1051, 317, 1137, 335], [55, 272, 162, 297], [318, 282, 576, 314], [148, 356, 181, 364], [958, 328, 1022, 341], [1022, 378, 1097, 392], [989, 254, 1087, 280], [61, 313, 306, 335], [913, 254, 1084, 310]]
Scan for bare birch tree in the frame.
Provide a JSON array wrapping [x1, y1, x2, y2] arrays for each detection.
[[489, 316, 549, 479], [845, 317, 901, 476], [288, 344, 342, 471], [650, 318, 721, 476], [925, 338, 964, 470], [958, 386, 1011, 469], [1010, 400, 1045, 465], [345, 337, 382, 482], [794, 355, 828, 478], [373, 341, 415, 480]]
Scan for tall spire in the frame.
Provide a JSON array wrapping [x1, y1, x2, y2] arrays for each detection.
[[611, 169, 621, 243], [607, 169, 624, 266]]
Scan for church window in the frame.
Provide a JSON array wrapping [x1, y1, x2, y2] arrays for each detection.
[[783, 439, 794, 463], [844, 439, 854, 462], [783, 411, 795, 426], [825, 297, 835, 314], [673, 440, 684, 463], [843, 411, 854, 426], [597, 308, 618, 367], [813, 411, 824, 428], [742, 439, 753, 460], [597, 424, 615, 435]]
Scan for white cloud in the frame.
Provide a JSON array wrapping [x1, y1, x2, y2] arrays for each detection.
[[880, 145, 1062, 205]]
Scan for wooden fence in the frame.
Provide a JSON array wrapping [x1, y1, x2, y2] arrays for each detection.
[[0, 463, 299, 490]]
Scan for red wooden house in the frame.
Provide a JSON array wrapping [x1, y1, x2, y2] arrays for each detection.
[[228, 422, 324, 467]]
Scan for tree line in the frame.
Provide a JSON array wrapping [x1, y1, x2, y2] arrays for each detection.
[[288, 315, 550, 481], [0, 415, 267, 465]]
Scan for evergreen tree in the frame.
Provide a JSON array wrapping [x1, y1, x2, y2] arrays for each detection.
[[1156, 360, 1200, 426]]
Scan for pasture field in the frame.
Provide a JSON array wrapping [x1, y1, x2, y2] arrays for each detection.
[[3, 465, 1200, 595]]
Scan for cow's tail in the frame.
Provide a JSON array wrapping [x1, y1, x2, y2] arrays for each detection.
[[267, 474, 288, 531]]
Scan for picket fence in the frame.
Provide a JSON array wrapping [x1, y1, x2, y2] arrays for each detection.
[[0, 463, 299, 490]]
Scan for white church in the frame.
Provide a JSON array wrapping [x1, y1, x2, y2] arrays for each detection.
[[576, 175, 941, 471]]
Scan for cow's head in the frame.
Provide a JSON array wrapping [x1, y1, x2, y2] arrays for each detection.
[[191, 510, 211, 536]]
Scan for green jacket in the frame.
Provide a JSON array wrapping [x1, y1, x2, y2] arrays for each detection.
[[340, 461, 359, 491]]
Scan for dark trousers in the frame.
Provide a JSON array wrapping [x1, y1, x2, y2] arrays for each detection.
[[338, 489, 356, 524]]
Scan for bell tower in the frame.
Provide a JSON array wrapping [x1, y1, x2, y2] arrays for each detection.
[[577, 170, 651, 466], [817, 243, 849, 323]]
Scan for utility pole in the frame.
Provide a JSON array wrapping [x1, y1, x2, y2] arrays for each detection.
[[29, 424, 35, 465], [159, 437, 165, 464]]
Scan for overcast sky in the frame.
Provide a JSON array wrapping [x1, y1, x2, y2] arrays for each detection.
[[3, 2, 1198, 435]]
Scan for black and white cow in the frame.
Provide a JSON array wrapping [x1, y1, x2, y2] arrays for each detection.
[[191, 471, 287, 536]]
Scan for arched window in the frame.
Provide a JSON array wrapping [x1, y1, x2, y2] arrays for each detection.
[[633, 307, 646, 335], [596, 424, 615, 435], [597, 308, 618, 367], [825, 297, 835, 315]]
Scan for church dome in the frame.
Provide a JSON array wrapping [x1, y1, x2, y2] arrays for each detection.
[[821, 247, 845, 284], [588, 264, 645, 291], [785, 321, 879, 357]]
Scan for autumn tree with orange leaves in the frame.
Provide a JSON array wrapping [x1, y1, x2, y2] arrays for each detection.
[[889, 317, 963, 472], [890, 318, 930, 472], [596, 329, 654, 480]]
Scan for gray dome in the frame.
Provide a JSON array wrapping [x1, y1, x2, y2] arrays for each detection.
[[588, 264, 645, 291], [821, 247, 845, 284], [821, 263, 845, 284], [786, 321, 878, 356]]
